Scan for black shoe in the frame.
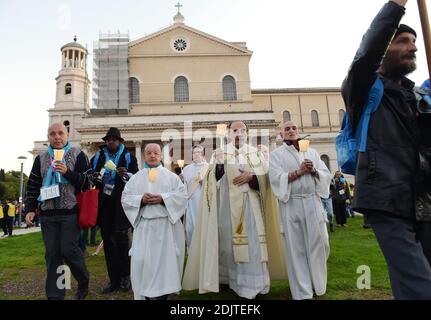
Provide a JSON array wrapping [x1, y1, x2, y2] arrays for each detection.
[[76, 284, 89, 300], [101, 284, 120, 294], [120, 276, 131, 292]]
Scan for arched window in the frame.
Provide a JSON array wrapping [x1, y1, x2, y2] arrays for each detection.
[[283, 110, 291, 123], [63, 120, 70, 133], [129, 77, 140, 103], [311, 110, 320, 127], [338, 109, 345, 126], [223, 75, 237, 101], [321, 154, 330, 171], [174, 76, 189, 102], [65, 83, 72, 95]]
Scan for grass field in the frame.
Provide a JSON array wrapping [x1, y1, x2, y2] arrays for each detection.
[[0, 215, 392, 300]]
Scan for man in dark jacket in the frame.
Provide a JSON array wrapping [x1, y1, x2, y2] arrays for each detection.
[[91, 127, 139, 294], [25, 123, 90, 300], [342, 0, 431, 299]]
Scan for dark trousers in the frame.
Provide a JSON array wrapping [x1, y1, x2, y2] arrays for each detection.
[[333, 201, 347, 225], [99, 200, 131, 286], [4, 216, 13, 235], [0, 218, 6, 235], [82, 226, 98, 245], [40, 213, 89, 300], [366, 211, 431, 299]]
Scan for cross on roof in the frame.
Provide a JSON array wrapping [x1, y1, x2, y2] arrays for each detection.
[[175, 2, 183, 13]]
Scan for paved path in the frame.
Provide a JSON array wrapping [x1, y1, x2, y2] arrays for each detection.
[[1, 227, 41, 239]]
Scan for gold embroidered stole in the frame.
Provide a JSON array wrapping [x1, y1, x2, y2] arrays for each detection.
[[225, 146, 268, 263]]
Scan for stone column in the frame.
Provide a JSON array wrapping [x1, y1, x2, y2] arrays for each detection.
[[162, 139, 172, 171], [270, 135, 278, 151], [134, 141, 143, 170]]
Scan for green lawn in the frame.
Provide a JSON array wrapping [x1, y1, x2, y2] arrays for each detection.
[[0, 216, 392, 300]]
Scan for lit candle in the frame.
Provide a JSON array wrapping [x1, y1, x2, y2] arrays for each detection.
[[148, 168, 158, 182], [298, 139, 310, 161], [298, 139, 310, 153], [177, 159, 185, 168], [104, 160, 117, 171], [216, 124, 227, 149], [53, 149, 65, 182]]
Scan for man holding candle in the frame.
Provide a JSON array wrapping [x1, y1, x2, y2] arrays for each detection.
[[121, 143, 187, 300], [342, 0, 431, 299], [269, 120, 331, 300], [24, 123, 90, 300], [183, 121, 286, 299], [91, 127, 138, 294]]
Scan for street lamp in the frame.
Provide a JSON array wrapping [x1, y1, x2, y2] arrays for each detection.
[[18, 156, 27, 228]]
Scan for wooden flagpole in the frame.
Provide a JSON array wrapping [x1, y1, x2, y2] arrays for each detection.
[[418, 0, 431, 79]]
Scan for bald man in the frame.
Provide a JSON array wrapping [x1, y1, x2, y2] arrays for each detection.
[[121, 143, 187, 300], [184, 121, 286, 299], [25, 123, 90, 300], [269, 121, 331, 300]]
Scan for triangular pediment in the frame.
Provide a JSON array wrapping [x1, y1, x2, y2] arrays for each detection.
[[129, 23, 252, 56]]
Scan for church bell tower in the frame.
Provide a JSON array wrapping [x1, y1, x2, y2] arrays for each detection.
[[49, 36, 91, 143]]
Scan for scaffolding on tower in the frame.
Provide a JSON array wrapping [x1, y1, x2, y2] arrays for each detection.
[[92, 31, 129, 112]]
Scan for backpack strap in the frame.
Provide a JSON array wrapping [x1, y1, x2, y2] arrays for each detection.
[[357, 78, 384, 153]]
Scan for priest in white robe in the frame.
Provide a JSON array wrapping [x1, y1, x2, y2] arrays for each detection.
[[269, 121, 331, 300], [183, 121, 286, 299], [182, 145, 209, 248], [121, 143, 187, 300]]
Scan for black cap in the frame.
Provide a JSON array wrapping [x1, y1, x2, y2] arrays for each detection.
[[394, 24, 417, 39], [102, 127, 124, 142]]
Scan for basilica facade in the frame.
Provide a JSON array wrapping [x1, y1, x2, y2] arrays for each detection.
[[33, 11, 344, 173]]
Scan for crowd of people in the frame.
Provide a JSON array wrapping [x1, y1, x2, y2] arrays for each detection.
[[19, 0, 431, 301]]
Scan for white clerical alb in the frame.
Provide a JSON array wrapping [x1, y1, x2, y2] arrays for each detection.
[[121, 165, 187, 299], [269, 143, 331, 300], [182, 160, 209, 247]]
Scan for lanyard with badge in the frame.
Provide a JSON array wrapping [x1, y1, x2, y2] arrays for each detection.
[[39, 148, 69, 201], [102, 144, 124, 196]]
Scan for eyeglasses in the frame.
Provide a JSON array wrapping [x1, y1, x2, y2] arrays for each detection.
[[284, 126, 297, 131]]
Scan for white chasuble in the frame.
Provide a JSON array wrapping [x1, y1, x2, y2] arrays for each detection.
[[183, 143, 286, 299]]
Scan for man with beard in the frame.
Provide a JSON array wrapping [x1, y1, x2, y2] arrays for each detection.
[[91, 127, 138, 294], [342, 0, 431, 299]]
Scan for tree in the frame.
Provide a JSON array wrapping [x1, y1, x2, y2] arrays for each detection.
[[0, 182, 5, 199], [1, 171, 28, 202], [0, 169, 5, 182]]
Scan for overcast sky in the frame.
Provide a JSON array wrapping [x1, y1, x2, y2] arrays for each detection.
[[0, 0, 429, 174]]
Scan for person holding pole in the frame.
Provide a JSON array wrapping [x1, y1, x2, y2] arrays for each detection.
[[342, 0, 431, 299]]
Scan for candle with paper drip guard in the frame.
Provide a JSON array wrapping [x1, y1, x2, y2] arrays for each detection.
[[298, 139, 310, 161], [104, 160, 117, 171], [177, 159, 185, 173], [53, 149, 65, 182], [216, 124, 227, 149], [148, 168, 158, 182]]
